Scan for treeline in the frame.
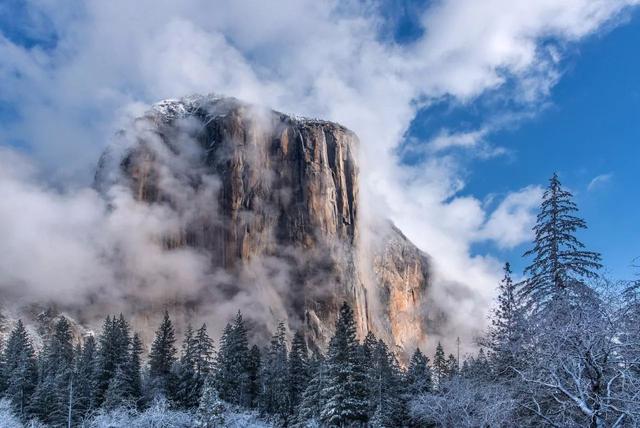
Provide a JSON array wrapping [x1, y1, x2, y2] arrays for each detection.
[[1, 173, 639, 428], [0, 302, 462, 427]]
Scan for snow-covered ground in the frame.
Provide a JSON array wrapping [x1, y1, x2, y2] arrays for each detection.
[[0, 398, 273, 428]]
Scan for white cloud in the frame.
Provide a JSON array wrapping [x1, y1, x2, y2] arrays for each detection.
[[425, 128, 507, 160], [428, 129, 488, 152], [479, 186, 544, 249], [588, 173, 613, 191], [0, 0, 637, 344]]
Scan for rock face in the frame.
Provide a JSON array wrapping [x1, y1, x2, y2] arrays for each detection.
[[96, 96, 430, 353]]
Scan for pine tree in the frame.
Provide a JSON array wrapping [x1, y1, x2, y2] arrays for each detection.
[[368, 339, 405, 427], [214, 323, 234, 402], [94, 315, 131, 406], [446, 353, 458, 378], [73, 335, 97, 420], [214, 311, 250, 406], [194, 323, 215, 378], [47, 317, 75, 373], [432, 342, 447, 388], [247, 344, 261, 409], [181, 324, 197, 367], [296, 353, 326, 425], [1, 320, 37, 419], [260, 321, 289, 417], [28, 369, 58, 424], [29, 317, 75, 426], [115, 314, 132, 362], [288, 330, 309, 414], [320, 302, 368, 426], [484, 263, 527, 378], [103, 365, 131, 410], [174, 325, 201, 409], [94, 315, 114, 405], [461, 348, 493, 384], [522, 173, 602, 306], [362, 331, 378, 362], [405, 348, 432, 395], [126, 333, 144, 407], [194, 376, 226, 427], [148, 310, 177, 398]]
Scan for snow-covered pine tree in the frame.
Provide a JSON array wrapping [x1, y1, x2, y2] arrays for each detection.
[[295, 352, 326, 425], [29, 317, 75, 426], [181, 324, 197, 367], [362, 331, 384, 418], [484, 262, 527, 378], [522, 173, 602, 307], [94, 315, 131, 406], [148, 310, 178, 399], [173, 324, 201, 409], [46, 317, 75, 374], [1, 320, 37, 419], [432, 342, 447, 388], [94, 315, 114, 405], [362, 332, 379, 416], [103, 365, 131, 410], [368, 339, 405, 427], [194, 376, 226, 428], [115, 314, 132, 362], [247, 344, 261, 409], [260, 321, 289, 417], [288, 330, 309, 414], [461, 348, 491, 382], [126, 332, 144, 407], [230, 311, 251, 408], [214, 311, 250, 407], [27, 369, 58, 424], [73, 335, 97, 420], [405, 348, 432, 395], [446, 353, 458, 379], [320, 302, 368, 426], [214, 323, 234, 402], [194, 323, 215, 378], [362, 331, 377, 362]]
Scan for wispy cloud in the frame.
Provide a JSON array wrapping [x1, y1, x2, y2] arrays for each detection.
[[0, 0, 637, 347], [426, 127, 508, 160], [428, 128, 488, 152]]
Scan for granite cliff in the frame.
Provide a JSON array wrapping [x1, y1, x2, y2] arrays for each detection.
[[95, 95, 430, 353]]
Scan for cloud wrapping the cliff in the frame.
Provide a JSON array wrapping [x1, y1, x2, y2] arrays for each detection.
[[0, 144, 215, 306], [0, 126, 299, 342], [1, 0, 638, 348]]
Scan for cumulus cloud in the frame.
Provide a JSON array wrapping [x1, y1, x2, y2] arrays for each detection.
[[0, 0, 638, 348], [479, 186, 544, 249]]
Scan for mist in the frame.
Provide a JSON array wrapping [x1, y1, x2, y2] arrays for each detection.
[[1, 0, 636, 353]]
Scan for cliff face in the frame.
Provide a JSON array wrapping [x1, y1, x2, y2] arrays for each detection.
[[96, 96, 429, 353]]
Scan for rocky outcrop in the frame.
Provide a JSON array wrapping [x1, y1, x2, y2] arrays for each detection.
[[96, 95, 430, 353]]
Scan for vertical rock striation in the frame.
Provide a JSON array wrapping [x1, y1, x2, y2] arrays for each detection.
[[96, 95, 430, 354]]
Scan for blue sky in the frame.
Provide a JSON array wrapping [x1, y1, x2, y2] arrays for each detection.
[[403, 9, 640, 279], [0, 0, 638, 324]]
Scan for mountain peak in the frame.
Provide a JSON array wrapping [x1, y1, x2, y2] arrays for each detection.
[[94, 95, 430, 354]]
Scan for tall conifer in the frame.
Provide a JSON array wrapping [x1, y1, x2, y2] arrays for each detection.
[[522, 173, 602, 306]]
